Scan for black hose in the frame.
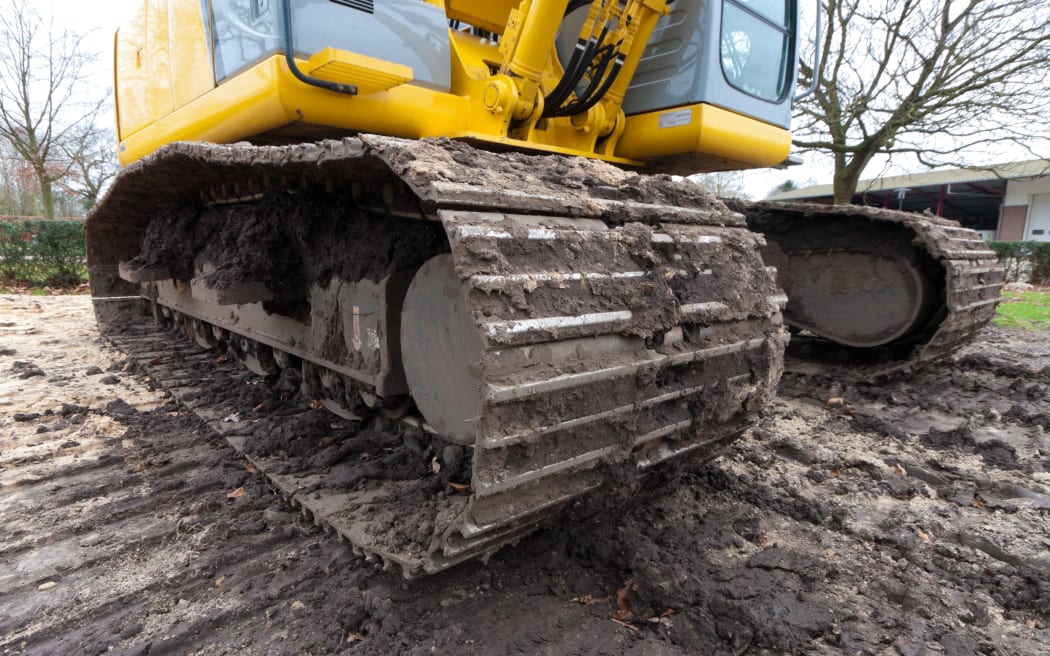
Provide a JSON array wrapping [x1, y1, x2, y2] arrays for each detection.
[[281, 0, 357, 95]]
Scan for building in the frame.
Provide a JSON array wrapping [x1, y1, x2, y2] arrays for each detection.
[[768, 160, 1050, 241]]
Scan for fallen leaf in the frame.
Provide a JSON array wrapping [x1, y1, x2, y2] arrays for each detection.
[[894, 463, 907, 477], [613, 579, 637, 622], [347, 632, 366, 642], [570, 594, 610, 605], [447, 481, 472, 494], [916, 529, 934, 545], [843, 407, 855, 416], [310, 399, 324, 409], [611, 617, 639, 632], [1025, 618, 1038, 628], [826, 397, 845, 408], [972, 496, 987, 508], [830, 467, 841, 478], [215, 576, 225, 588], [252, 402, 266, 413], [290, 600, 305, 610], [243, 462, 257, 474], [227, 486, 245, 499], [148, 357, 163, 365], [215, 355, 228, 364], [648, 608, 676, 626]]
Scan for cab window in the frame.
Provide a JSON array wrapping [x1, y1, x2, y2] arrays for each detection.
[[721, 0, 794, 102]]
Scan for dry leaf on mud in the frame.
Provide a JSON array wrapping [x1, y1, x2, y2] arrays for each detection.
[[215, 355, 228, 363], [972, 496, 987, 508], [215, 576, 225, 588], [916, 529, 934, 545], [648, 608, 676, 626], [310, 399, 324, 409], [613, 579, 637, 622], [826, 397, 845, 408], [252, 402, 266, 413], [347, 632, 366, 642], [227, 486, 245, 499], [243, 462, 257, 474], [148, 356, 163, 365], [570, 594, 610, 605], [1025, 618, 1038, 628], [447, 481, 472, 494], [894, 463, 907, 477], [290, 600, 305, 610], [831, 467, 841, 478]]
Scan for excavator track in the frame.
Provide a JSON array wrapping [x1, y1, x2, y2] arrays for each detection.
[[737, 201, 1004, 379], [86, 136, 787, 576]]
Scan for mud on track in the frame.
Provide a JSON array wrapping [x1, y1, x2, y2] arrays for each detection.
[[1, 294, 1047, 655]]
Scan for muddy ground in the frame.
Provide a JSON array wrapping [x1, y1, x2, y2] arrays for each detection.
[[1, 294, 1047, 655]]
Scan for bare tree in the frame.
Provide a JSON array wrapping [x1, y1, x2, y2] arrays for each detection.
[[686, 171, 752, 200], [794, 0, 1050, 203], [59, 122, 118, 211], [0, 0, 105, 218]]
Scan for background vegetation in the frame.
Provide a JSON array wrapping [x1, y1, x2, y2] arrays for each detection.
[[0, 219, 86, 287], [987, 241, 1050, 284]]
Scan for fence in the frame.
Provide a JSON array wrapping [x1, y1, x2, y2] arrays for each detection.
[[0, 218, 87, 287]]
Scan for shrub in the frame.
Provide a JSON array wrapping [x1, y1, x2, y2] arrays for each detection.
[[0, 219, 86, 287], [987, 241, 1050, 285]]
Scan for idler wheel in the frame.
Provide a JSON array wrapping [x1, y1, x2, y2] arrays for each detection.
[[400, 254, 483, 445]]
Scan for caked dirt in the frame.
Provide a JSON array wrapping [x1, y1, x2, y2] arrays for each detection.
[[1, 294, 1048, 655]]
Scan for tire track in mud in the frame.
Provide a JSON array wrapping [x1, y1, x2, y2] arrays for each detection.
[[1, 295, 1048, 655]]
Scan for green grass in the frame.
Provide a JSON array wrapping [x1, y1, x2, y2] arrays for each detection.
[[994, 290, 1050, 330]]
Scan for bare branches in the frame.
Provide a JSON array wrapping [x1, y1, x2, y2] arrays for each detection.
[[795, 0, 1050, 202], [0, 0, 110, 218]]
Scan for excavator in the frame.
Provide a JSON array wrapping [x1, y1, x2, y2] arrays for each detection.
[[86, 0, 1003, 575]]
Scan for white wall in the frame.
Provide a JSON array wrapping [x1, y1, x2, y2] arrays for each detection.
[[1004, 177, 1050, 242], [1004, 177, 1050, 205]]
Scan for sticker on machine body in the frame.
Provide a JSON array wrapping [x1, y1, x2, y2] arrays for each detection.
[[658, 109, 693, 129]]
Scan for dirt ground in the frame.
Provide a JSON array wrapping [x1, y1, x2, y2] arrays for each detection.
[[1, 294, 1047, 656]]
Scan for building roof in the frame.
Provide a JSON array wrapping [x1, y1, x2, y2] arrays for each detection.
[[769, 159, 1050, 231]]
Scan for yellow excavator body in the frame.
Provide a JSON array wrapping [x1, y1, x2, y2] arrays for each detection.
[[113, 0, 790, 169]]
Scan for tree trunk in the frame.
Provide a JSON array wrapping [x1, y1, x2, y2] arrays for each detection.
[[832, 148, 876, 204], [38, 176, 55, 220]]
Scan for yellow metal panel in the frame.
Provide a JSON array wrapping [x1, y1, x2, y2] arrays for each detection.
[[306, 48, 413, 95], [147, 0, 173, 120], [615, 103, 792, 170], [168, 0, 214, 109], [445, 0, 519, 34], [119, 56, 470, 164], [114, 3, 150, 138]]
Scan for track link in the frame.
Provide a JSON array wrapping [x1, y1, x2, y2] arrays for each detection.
[[88, 136, 787, 575]]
